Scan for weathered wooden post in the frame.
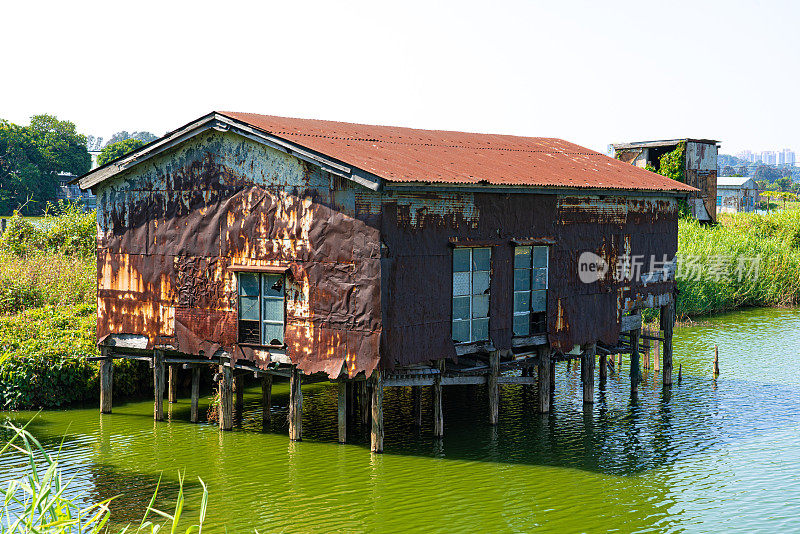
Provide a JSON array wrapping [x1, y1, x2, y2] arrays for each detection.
[[582, 343, 596, 403], [661, 301, 674, 386], [714, 345, 720, 376], [361, 381, 371, 425], [549, 360, 555, 395], [99, 347, 113, 414], [433, 359, 444, 437], [488, 351, 500, 425], [630, 329, 641, 394], [289, 366, 302, 441], [412, 386, 422, 426], [654, 338, 660, 372], [678, 363, 682, 383], [599, 348, 608, 383], [370, 371, 384, 453], [190, 367, 200, 423], [337, 380, 347, 444], [538, 347, 551, 413], [218, 365, 233, 431], [168, 365, 178, 403], [261, 374, 272, 422], [153, 350, 165, 421]]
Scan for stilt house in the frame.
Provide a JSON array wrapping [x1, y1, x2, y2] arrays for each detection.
[[78, 112, 695, 452]]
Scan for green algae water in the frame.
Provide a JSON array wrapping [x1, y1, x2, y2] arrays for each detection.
[[3, 307, 800, 532]]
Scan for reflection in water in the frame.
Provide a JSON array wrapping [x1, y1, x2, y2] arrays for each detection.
[[1, 307, 800, 532]]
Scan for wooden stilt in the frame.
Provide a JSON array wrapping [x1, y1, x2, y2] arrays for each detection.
[[599, 349, 608, 383], [714, 345, 720, 375], [99, 349, 113, 414], [370, 371, 384, 453], [582, 343, 596, 403], [549, 360, 555, 395], [346, 381, 354, 423], [360, 381, 371, 426], [218, 365, 233, 431], [168, 365, 177, 403], [630, 328, 641, 394], [153, 350, 164, 421], [190, 367, 200, 423], [662, 301, 674, 386], [538, 347, 551, 413], [261, 374, 272, 422], [288, 366, 302, 441], [433, 359, 444, 437], [338, 381, 347, 444], [412, 386, 422, 426], [654, 338, 660, 372], [488, 351, 499, 425], [234, 374, 244, 417]]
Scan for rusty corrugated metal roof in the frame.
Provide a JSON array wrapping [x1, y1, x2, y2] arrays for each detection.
[[219, 111, 697, 193]]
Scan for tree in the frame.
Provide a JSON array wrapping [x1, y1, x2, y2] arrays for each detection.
[[105, 131, 157, 146], [97, 138, 146, 166], [776, 176, 792, 192], [0, 115, 89, 216]]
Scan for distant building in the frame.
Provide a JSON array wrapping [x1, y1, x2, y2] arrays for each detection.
[[716, 176, 759, 214], [761, 151, 776, 165], [57, 172, 96, 210], [781, 148, 796, 167], [611, 139, 719, 223]]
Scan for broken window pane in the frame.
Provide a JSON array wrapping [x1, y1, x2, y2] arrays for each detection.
[[262, 274, 284, 297], [452, 320, 470, 343], [533, 267, 548, 290], [262, 322, 284, 346], [472, 271, 490, 295]]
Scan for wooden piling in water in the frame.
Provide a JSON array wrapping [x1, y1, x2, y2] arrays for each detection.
[[549, 359, 555, 395], [338, 381, 347, 444], [582, 343, 596, 403], [371, 372, 384, 453], [99, 348, 112, 414], [360, 381, 371, 426], [662, 302, 674, 386], [599, 348, 607, 383], [538, 347, 551, 413], [168, 365, 177, 403], [630, 329, 641, 394], [218, 365, 233, 431], [678, 363, 682, 383], [714, 345, 720, 376], [261, 375, 272, 422], [289, 366, 302, 441], [654, 338, 660, 372], [433, 359, 444, 437], [153, 350, 165, 421], [190, 367, 200, 423], [488, 351, 499, 425]]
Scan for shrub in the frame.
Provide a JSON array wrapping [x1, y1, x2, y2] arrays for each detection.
[[1, 201, 95, 257]]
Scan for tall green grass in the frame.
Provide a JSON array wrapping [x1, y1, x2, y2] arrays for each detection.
[[677, 210, 800, 316], [0, 422, 208, 533]]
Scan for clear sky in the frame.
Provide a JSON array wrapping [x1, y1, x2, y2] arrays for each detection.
[[2, 0, 798, 155]]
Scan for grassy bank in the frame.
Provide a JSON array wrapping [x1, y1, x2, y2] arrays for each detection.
[[0, 204, 149, 410], [676, 209, 800, 317]]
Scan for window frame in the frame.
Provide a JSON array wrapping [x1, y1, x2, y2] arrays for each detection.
[[512, 244, 550, 338], [236, 271, 287, 348], [451, 246, 492, 344]]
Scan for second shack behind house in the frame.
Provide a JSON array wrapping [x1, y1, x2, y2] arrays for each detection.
[[77, 112, 696, 453]]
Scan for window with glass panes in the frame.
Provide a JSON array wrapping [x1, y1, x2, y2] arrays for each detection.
[[452, 247, 491, 343], [513, 245, 548, 336], [237, 272, 285, 346]]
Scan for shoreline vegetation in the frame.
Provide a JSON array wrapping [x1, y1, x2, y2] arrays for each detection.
[[2, 204, 800, 410]]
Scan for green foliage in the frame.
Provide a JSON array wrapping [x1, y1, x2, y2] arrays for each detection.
[[97, 139, 146, 167], [0, 115, 90, 216], [657, 142, 686, 183], [106, 131, 158, 146], [676, 210, 800, 317], [1, 201, 96, 257], [0, 422, 209, 532]]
